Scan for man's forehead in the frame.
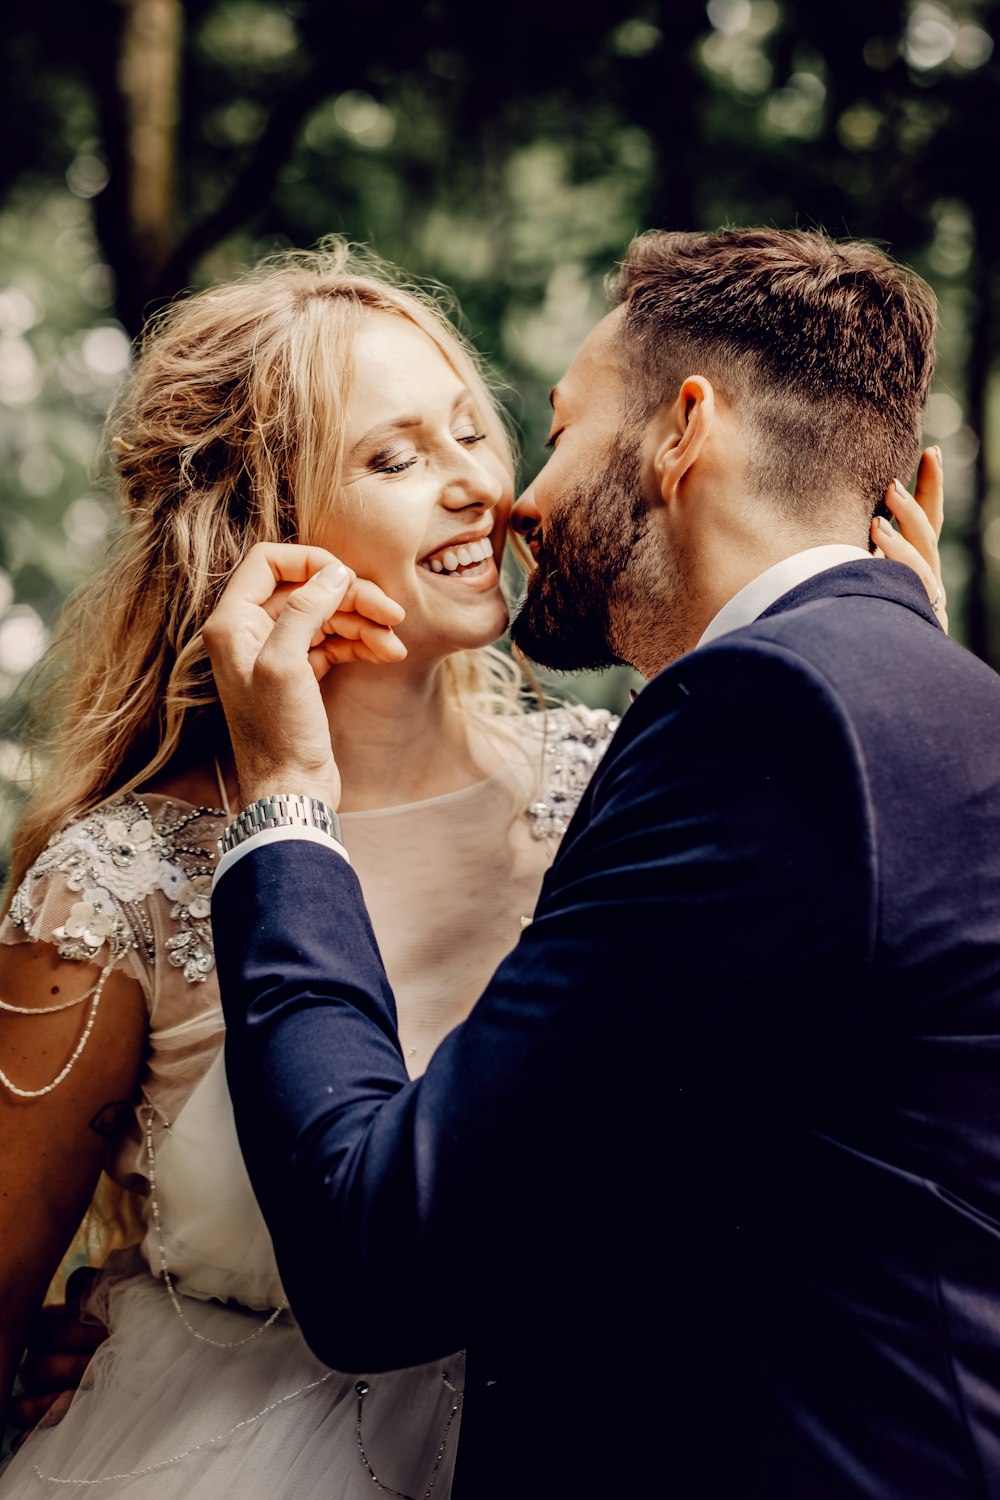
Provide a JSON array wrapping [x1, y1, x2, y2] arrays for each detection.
[[552, 308, 625, 408]]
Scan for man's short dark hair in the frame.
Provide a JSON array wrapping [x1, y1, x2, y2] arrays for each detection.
[[610, 228, 937, 519]]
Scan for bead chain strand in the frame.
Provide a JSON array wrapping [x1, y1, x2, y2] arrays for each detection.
[[0, 961, 113, 1099], [31, 1371, 336, 1486], [143, 1104, 289, 1348], [0, 987, 95, 1016], [354, 1374, 463, 1500]]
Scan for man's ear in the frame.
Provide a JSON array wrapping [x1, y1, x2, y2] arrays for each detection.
[[652, 376, 716, 504]]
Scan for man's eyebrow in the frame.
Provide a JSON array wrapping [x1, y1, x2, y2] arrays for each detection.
[[548, 385, 559, 410], [351, 389, 476, 456]]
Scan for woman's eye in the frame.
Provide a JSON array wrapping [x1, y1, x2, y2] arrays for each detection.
[[371, 453, 418, 476], [457, 431, 487, 447]]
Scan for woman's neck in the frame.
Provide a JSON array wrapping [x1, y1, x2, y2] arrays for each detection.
[[151, 661, 501, 817], [317, 658, 498, 813]]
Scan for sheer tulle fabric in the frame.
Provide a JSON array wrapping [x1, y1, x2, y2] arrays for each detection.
[[7, 1258, 464, 1498], [2, 1047, 465, 1498], [141, 1048, 286, 1311]]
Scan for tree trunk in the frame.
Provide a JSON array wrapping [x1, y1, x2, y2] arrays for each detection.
[[112, 0, 183, 333]]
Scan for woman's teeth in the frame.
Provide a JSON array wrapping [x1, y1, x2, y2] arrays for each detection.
[[424, 537, 494, 575]]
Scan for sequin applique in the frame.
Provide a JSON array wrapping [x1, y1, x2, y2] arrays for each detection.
[[7, 794, 222, 982], [522, 704, 619, 842]]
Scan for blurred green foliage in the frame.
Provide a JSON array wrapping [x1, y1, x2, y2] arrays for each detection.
[[2, 0, 1000, 874]]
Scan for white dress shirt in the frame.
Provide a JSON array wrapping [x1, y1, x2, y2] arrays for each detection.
[[696, 544, 871, 650]]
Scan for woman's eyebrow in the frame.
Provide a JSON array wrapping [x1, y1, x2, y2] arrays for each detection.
[[350, 389, 477, 456], [351, 414, 423, 456]]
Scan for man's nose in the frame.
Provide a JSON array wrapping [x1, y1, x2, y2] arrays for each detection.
[[510, 489, 541, 537]]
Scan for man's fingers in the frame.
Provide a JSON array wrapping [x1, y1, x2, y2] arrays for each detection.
[[19, 1350, 96, 1394], [10, 1388, 76, 1437], [23, 1308, 105, 1359], [345, 576, 406, 628], [204, 541, 406, 675], [257, 562, 354, 671], [358, 619, 408, 660], [217, 543, 345, 611], [260, 581, 301, 623], [214, 546, 403, 629], [204, 547, 354, 682], [65, 1265, 101, 1320], [322, 638, 387, 665], [266, 581, 405, 647], [321, 611, 408, 661]]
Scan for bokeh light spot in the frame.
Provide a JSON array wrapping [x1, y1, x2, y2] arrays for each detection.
[[0, 608, 49, 675]]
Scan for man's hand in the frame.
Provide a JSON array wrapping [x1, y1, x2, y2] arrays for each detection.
[[9, 1268, 106, 1446], [203, 543, 406, 809]]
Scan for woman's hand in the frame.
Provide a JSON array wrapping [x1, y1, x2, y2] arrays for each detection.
[[871, 447, 947, 632], [202, 543, 406, 810]]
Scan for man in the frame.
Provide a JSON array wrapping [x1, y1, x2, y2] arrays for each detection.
[[206, 229, 1000, 1497]]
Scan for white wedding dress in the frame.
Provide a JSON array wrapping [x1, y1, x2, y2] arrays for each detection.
[[0, 706, 615, 1499]]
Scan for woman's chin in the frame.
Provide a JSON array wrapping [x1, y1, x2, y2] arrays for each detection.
[[411, 595, 510, 659]]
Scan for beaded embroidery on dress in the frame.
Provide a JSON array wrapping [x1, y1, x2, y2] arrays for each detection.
[[2, 795, 226, 1192], [0, 706, 617, 1498]]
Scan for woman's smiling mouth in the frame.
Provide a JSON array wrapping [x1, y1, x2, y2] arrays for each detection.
[[420, 535, 495, 576]]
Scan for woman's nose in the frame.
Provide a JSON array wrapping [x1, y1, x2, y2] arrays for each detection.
[[443, 448, 504, 510], [510, 488, 541, 538]]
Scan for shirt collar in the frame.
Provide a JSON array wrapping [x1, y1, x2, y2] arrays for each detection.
[[696, 545, 872, 650]]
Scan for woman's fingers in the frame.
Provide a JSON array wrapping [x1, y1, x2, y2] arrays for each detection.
[[886, 475, 942, 566], [870, 448, 947, 631], [871, 506, 948, 634], [913, 445, 944, 539]]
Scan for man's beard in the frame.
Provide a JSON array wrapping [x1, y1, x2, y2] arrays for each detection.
[[511, 436, 648, 673]]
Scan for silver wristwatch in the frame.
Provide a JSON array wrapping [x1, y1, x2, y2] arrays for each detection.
[[219, 792, 343, 857]]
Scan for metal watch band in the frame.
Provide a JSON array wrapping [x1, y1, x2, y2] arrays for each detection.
[[219, 793, 343, 857]]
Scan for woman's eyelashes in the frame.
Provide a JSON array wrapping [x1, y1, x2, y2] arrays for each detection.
[[368, 428, 487, 477], [370, 450, 417, 476]]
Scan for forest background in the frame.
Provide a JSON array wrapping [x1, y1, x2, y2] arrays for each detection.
[[1, 0, 998, 876]]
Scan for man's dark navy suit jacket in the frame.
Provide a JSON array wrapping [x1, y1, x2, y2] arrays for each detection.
[[214, 561, 1000, 1498]]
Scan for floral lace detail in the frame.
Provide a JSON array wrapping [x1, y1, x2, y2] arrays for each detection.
[[523, 704, 619, 842], [7, 794, 222, 982]]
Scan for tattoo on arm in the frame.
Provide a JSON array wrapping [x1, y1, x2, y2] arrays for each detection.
[[89, 1100, 132, 1140]]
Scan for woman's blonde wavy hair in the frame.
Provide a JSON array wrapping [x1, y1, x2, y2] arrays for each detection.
[[8, 240, 527, 899]]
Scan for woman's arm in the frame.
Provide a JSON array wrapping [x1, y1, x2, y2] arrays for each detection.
[[0, 941, 145, 1433]]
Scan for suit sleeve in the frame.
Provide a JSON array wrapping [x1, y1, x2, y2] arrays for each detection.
[[215, 639, 877, 1370]]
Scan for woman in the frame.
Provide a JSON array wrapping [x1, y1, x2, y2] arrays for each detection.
[[0, 243, 944, 1496]]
